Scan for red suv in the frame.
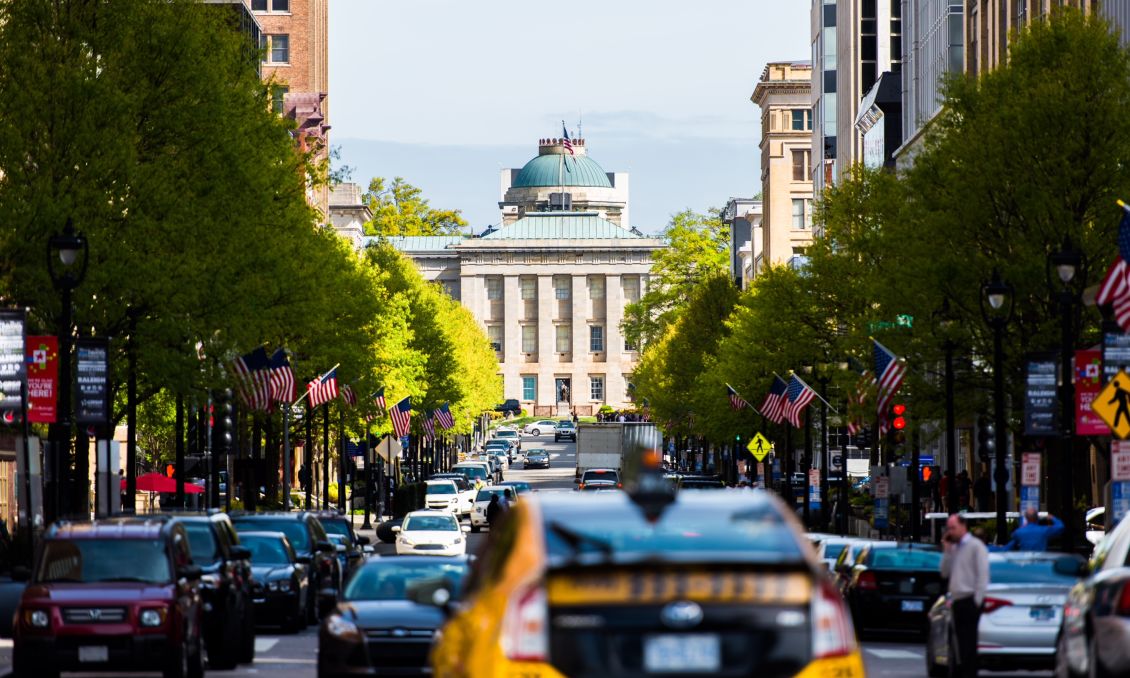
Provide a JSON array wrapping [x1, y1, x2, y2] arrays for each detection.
[[12, 517, 205, 678]]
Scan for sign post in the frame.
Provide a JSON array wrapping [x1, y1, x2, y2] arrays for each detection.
[[1020, 452, 1041, 514], [874, 475, 890, 531]]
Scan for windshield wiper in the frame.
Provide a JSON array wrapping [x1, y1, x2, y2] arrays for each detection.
[[548, 521, 614, 562]]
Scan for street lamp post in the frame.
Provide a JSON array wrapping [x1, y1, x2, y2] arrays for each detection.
[[981, 269, 1015, 546], [46, 219, 88, 521], [937, 299, 959, 515], [1049, 237, 1083, 554], [816, 367, 831, 532]]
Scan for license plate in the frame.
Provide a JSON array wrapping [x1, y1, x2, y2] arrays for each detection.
[[1030, 606, 1055, 621], [78, 645, 109, 663], [644, 634, 720, 673], [901, 600, 924, 612]]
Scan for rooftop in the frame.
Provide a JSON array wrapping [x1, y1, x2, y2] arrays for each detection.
[[512, 153, 613, 189], [364, 235, 466, 252], [481, 212, 639, 240]]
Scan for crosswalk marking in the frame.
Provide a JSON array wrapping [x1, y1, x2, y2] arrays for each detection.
[[866, 648, 924, 660]]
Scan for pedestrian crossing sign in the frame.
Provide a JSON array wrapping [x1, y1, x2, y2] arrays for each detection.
[[747, 432, 773, 462], [1093, 369, 1130, 439]]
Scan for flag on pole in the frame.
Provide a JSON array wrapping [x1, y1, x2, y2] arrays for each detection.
[[782, 374, 817, 428], [373, 387, 387, 412], [435, 402, 456, 430], [1095, 203, 1130, 331], [390, 397, 412, 438], [561, 122, 575, 155], [267, 349, 296, 404], [846, 370, 874, 436], [307, 368, 338, 408], [758, 376, 789, 424], [872, 339, 906, 423], [341, 385, 357, 407], [726, 384, 750, 411], [422, 411, 436, 443], [230, 347, 271, 411]]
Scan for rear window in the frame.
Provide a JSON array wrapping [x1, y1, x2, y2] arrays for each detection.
[[182, 523, 220, 564], [454, 466, 487, 481], [868, 550, 942, 570], [428, 483, 457, 495], [990, 559, 1078, 585], [583, 470, 618, 482]]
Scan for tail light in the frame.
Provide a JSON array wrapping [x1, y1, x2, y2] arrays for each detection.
[[1117, 584, 1130, 615], [856, 571, 878, 591], [501, 584, 548, 662], [982, 597, 1013, 614], [812, 581, 857, 659]]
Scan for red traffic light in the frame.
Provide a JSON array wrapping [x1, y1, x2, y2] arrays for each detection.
[[893, 416, 907, 430], [892, 404, 906, 416]]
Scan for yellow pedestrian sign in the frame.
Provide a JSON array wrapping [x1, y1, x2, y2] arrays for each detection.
[[747, 432, 773, 462], [1093, 370, 1130, 439]]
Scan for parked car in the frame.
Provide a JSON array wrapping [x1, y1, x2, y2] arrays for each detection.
[[523, 420, 559, 436], [554, 420, 577, 442], [239, 531, 308, 632], [13, 517, 205, 678], [393, 510, 471, 556], [309, 511, 370, 584], [841, 543, 943, 637], [451, 461, 492, 489], [524, 449, 550, 469], [172, 512, 255, 668], [1086, 506, 1106, 546], [494, 399, 521, 416]]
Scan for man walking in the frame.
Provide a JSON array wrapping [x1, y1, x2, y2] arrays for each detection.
[[996, 508, 1064, 551], [941, 514, 989, 678]]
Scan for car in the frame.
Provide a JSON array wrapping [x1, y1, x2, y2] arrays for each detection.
[[554, 420, 577, 442], [926, 551, 1083, 676], [470, 485, 517, 532], [318, 555, 470, 677], [578, 468, 620, 489], [172, 512, 255, 668], [309, 511, 371, 584], [231, 512, 341, 625], [393, 510, 471, 556], [840, 543, 943, 637], [13, 517, 206, 678], [830, 538, 882, 593], [815, 536, 860, 574], [239, 531, 309, 633], [524, 420, 559, 436], [451, 461, 492, 489], [425, 479, 463, 514], [429, 476, 864, 677], [524, 449, 550, 469], [492, 428, 522, 454], [430, 473, 477, 517], [495, 399, 521, 415], [499, 480, 532, 495], [678, 475, 726, 490], [487, 449, 511, 472], [578, 479, 619, 492]]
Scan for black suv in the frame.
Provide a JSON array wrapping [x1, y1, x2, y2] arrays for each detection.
[[308, 511, 370, 585], [230, 512, 341, 623], [170, 513, 255, 668], [495, 399, 520, 415]]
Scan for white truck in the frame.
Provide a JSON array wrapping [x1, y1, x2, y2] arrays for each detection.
[[574, 422, 661, 483]]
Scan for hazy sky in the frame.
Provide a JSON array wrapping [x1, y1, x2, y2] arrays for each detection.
[[329, 1, 810, 231]]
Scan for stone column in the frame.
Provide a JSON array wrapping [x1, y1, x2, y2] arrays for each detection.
[[572, 274, 589, 413], [502, 276, 521, 398], [460, 274, 484, 325], [606, 274, 623, 406], [537, 275, 555, 410]]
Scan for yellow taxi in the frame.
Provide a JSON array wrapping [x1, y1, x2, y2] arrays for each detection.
[[429, 472, 865, 677]]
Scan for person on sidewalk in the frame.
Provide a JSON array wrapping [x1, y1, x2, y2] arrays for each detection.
[[486, 494, 503, 528], [994, 508, 1064, 552], [941, 514, 990, 678]]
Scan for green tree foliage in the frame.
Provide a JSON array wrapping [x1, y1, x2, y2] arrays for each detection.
[[363, 177, 469, 237]]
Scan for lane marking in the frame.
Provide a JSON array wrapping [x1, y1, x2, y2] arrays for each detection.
[[865, 648, 924, 660], [255, 637, 280, 653]]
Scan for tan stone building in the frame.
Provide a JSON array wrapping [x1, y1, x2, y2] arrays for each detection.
[[965, 0, 1102, 77], [751, 62, 815, 274]]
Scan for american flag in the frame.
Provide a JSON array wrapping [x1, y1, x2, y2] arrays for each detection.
[[561, 122, 574, 155], [390, 397, 412, 438], [268, 349, 296, 404], [846, 370, 874, 436], [341, 385, 357, 407], [435, 402, 455, 430], [873, 339, 906, 424], [758, 376, 788, 424], [782, 374, 817, 428], [231, 347, 271, 411], [422, 411, 436, 443], [726, 384, 750, 411], [373, 387, 387, 412], [1095, 205, 1130, 331], [307, 368, 338, 408]]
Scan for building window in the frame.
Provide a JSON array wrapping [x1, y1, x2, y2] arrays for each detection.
[[272, 0, 290, 10], [590, 325, 604, 352], [625, 337, 637, 352], [266, 34, 289, 64], [590, 375, 605, 401], [792, 199, 808, 229], [522, 376, 536, 401], [588, 276, 605, 299], [486, 277, 502, 301], [520, 277, 536, 300], [554, 277, 571, 300], [792, 150, 810, 182], [521, 325, 537, 353], [556, 325, 571, 353], [270, 85, 289, 115], [251, 0, 267, 10], [623, 275, 641, 303], [487, 325, 502, 352], [791, 109, 811, 131]]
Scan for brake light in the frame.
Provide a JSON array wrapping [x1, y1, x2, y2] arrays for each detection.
[[982, 597, 1013, 615], [1117, 584, 1130, 615], [812, 581, 856, 659], [501, 584, 548, 662], [856, 571, 878, 591]]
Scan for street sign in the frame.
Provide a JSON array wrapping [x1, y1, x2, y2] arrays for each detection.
[[0, 309, 26, 419], [756, 462, 765, 489], [1113, 481, 1130, 524], [875, 475, 890, 499], [1024, 356, 1058, 436], [1113, 440, 1130, 481], [831, 454, 843, 470], [808, 469, 821, 510], [1076, 349, 1108, 435], [1020, 485, 1040, 514], [1092, 369, 1130, 439], [747, 432, 773, 462], [1021, 452, 1041, 486]]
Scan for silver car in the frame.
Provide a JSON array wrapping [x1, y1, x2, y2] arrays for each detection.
[[925, 551, 1083, 676]]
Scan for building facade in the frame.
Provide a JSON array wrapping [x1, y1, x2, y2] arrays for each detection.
[[751, 62, 815, 272], [722, 198, 763, 290], [897, 0, 964, 167], [965, 0, 1101, 77], [328, 183, 371, 250]]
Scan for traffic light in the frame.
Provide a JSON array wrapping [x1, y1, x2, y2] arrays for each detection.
[[977, 416, 995, 463], [922, 466, 933, 483], [212, 389, 233, 455], [887, 404, 908, 446]]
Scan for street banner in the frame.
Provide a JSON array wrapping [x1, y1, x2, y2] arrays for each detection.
[[1076, 349, 1108, 435], [875, 475, 890, 499], [74, 338, 110, 425], [26, 336, 57, 424], [874, 496, 889, 530], [1113, 440, 1130, 481], [1024, 356, 1058, 436], [808, 468, 821, 510], [0, 309, 26, 420], [1021, 452, 1041, 486], [1113, 481, 1130, 525], [1020, 485, 1040, 514]]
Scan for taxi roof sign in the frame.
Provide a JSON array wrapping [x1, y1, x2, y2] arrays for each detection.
[[746, 432, 773, 462], [1093, 370, 1130, 439]]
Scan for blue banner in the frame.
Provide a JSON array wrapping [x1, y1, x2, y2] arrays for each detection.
[[874, 497, 889, 530], [809, 472, 821, 510], [1113, 481, 1130, 525], [1020, 485, 1039, 515]]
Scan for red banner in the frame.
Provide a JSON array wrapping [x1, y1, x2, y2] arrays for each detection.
[[26, 335, 57, 424], [1076, 348, 1108, 436]]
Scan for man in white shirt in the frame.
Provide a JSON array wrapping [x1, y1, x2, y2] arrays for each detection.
[[940, 513, 990, 678]]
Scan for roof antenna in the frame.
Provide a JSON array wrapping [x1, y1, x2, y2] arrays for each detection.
[[578, 110, 583, 141]]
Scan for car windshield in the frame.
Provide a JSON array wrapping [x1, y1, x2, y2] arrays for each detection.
[[454, 466, 487, 481], [990, 558, 1078, 584], [427, 483, 457, 495], [344, 561, 468, 601], [557, 422, 574, 429], [319, 519, 351, 539], [476, 489, 511, 501], [502, 482, 531, 493], [233, 519, 310, 552], [868, 550, 943, 569], [495, 431, 517, 438], [405, 515, 459, 532], [182, 523, 220, 564], [241, 535, 291, 565], [37, 539, 171, 584], [823, 543, 848, 560]]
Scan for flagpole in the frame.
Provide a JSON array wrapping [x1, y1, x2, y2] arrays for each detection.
[[789, 371, 840, 413], [290, 363, 340, 409], [283, 404, 291, 512]]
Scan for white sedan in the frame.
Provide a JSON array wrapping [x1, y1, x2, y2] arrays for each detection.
[[523, 420, 559, 436], [470, 486, 517, 532], [393, 510, 470, 556]]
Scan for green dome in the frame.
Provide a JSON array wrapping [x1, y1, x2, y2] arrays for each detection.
[[512, 153, 613, 189]]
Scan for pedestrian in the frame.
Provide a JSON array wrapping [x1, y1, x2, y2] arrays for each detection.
[[940, 471, 951, 512], [940, 513, 989, 678], [973, 466, 993, 512], [995, 508, 1064, 551], [486, 494, 503, 528], [956, 470, 972, 511]]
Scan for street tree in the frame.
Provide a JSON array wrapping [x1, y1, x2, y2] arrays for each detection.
[[363, 177, 469, 237]]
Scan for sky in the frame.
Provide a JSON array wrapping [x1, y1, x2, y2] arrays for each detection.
[[328, 1, 810, 233]]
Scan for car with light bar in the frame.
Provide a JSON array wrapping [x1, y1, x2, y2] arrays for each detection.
[[428, 429, 864, 678], [839, 542, 942, 637]]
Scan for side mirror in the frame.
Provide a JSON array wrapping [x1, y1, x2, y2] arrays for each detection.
[[317, 588, 337, 619], [11, 566, 31, 582], [391, 526, 402, 533], [179, 565, 203, 581], [357, 536, 371, 546], [316, 540, 335, 554], [229, 546, 251, 561]]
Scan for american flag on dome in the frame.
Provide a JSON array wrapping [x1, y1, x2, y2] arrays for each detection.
[[422, 411, 436, 443], [307, 368, 338, 408], [561, 122, 574, 156], [873, 339, 906, 427], [230, 347, 272, 411], [782, 374, 817, 428], [268, 349, 296, 404], [1095, 203, 1130, 332], [726, 384, 750, 411], [758, 376, 789, 424], [435, 403, 455, 430], [390, 397, 412, 438]]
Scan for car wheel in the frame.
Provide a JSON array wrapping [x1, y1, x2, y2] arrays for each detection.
[[164, 637, 192, 678], [532, 429, 540, 436], [238, 604, 256, 663], [1056, 631, 1080, 678]]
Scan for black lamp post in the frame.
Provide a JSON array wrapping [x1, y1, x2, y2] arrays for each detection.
[[980, 269, 1015, 545], [815, 364, 832, 532], [937, 299, 959, 515], [46, 218, 88, 521], [1048, 236, 1084, 553], [802, 364, 814, 528]]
